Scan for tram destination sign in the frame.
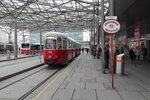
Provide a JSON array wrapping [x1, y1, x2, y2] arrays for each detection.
[[102, 19, 121, 35]]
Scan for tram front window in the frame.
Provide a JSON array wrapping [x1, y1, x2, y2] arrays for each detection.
[[45, 39, 56, 49], [22, 43, 29, 48]]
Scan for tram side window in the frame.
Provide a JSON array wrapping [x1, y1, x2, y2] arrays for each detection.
[[31, 45, 41, 50], [67, 40, 70, 49], [36, 45, 40, 50], [73, 43, 76, 49], [68, 40, 71, 49], [0, 45, 4, 52], [71, 41, 73, 49], [30, 45, 35, 50], [46, 39, 56, 49], [70, 41, 72, 49], [63, 39, 67, 49], [57, 38, 62, 49]]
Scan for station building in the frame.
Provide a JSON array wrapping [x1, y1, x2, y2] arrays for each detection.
[[115, 0, 150, 59]]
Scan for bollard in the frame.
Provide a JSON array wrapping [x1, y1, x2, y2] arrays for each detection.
[[116, 54, 125, 75]]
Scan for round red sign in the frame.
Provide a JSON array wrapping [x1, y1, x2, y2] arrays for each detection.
[[102, 19, 121, 35]]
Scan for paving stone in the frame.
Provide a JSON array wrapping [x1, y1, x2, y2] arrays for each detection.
[[72, 89, 97, 100], [140, 92, 150, 100], [103, 81, 126, 91], [86, 83, 105, 90], [66, 81, 85, 89], [97, 90, 122, 100], [80, 77, 96, 83], [119, 91, 146, 100], [51, 89, 74, 100]]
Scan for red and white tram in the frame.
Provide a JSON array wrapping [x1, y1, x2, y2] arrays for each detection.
[[44, 32, 81, 66], [20, 43, 43, 55]]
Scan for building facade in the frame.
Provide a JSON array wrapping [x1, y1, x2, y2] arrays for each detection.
[[116, 0, 150, 59]]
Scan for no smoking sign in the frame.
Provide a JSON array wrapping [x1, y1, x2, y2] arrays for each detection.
[[102, 19, 121, 35]]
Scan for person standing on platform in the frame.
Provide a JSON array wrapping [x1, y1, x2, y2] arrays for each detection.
[[116, 47, 120, 55], [98, 47, 102, 57], [136, 46, 140, 61], [129, 48, 136, 64], [120, 46, 124, 54], [104, 46, 109, 70], [93, 46, 96, 58], [141, 46, 147, 62], [86, 48, 89, 54], [82, 47, 84, 53]]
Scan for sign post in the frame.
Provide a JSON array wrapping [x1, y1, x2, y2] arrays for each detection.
[[102, 19, 121, 88]]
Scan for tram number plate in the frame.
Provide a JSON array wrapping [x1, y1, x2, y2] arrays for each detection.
[[48, 51, 52, 53]]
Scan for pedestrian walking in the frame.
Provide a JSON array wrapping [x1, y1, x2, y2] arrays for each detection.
[[129, 48, 136, 64]]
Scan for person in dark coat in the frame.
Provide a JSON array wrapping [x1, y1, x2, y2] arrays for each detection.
[[98, 47, 102, 57], [85, 48, 89, 54], [93, 47, 96, 58], [105, 47, 109, 70], [120, 46, 124, 53], [116, 47, 120, 55], [81, 47, 84, 53], [129, 48, 136, 64], [141, 46, 147, 62]]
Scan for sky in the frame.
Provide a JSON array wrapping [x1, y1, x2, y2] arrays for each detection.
[[83, 29, 90, 41]]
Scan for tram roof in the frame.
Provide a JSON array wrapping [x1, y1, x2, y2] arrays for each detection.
[[45, 31, 80, 44], [45, 32, 67, 38]]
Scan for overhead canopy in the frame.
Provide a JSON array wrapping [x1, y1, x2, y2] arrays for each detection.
[[0, 0, 109, 32]]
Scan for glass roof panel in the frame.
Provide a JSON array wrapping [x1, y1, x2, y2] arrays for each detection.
[[0, 0, 109, 32]]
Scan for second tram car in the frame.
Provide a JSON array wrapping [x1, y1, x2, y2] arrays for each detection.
[[20, 43, 43, 55], [44, 32, 81, 66]]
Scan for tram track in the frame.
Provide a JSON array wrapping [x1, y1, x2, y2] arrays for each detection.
[[18, 68, 61, 100], [0, 63, 44, 81], [0, 65, 47, 90], [0, 64, 64, 100]]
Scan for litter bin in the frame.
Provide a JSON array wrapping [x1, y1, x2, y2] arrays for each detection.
[[116, 53, 125, 75]]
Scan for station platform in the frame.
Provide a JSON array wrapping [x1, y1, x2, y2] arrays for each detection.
[[35, 53, 150, 100], [0, 53, 150, 100]]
